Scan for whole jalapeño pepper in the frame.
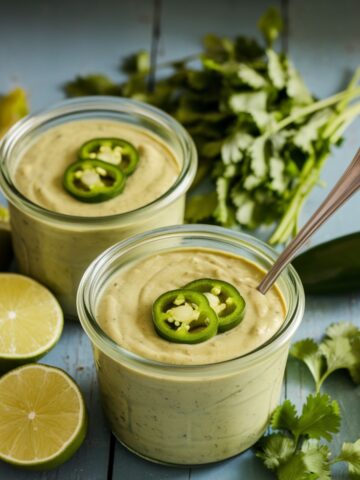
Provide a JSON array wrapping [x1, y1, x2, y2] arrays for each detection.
[[79, 137, 139, 176], [63, 158, 126, 203], [152, 289, 218, 344], [184, 278, 246, 332]]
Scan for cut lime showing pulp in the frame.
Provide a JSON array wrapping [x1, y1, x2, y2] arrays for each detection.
[[0, 274, 63, 371], [0, 364, 87, 469]]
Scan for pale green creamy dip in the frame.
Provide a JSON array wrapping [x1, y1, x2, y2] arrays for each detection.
[[97, 248, 286, 364], [14, 119, 179, 216]]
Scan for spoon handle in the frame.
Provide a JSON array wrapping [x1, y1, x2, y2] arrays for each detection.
[[258, 148, 360, 295]]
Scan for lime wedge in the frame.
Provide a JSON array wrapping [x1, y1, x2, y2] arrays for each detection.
[[0, 364, 87, 469], [0, 274, 63, 372]]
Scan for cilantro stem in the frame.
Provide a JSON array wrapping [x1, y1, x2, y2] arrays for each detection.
[[267, 86, 360, 138], [323, 102, 360, 139], [269, 150, 328, 245], [269, 92, 360, 244]]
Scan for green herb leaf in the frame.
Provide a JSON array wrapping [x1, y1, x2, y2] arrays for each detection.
[[301, 440, 331, 480], [121, 50, 150, 74], [290, 339, 324, 387], [221, 132, 253, 164], [229, 91, 267, 114], [294, 393, 340, 441], [271, 399, 299, 433], [258, 7, 283, 47], [64, 74, 120, 97], [185, 192, 218, 223], [290, 323, 360, 390], [237, 64, 267, 88], [337, 440, 360, 478], [255, 434, 296, 471], [267, 49, 286, 89], [326, 322, 360, 339]]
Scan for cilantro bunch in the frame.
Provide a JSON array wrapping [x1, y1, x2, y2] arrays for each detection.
[[64, 8, 360, 244], [256, 323, 360, 479]]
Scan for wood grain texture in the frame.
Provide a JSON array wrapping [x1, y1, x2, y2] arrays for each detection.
[[0, 0, 359, 478]]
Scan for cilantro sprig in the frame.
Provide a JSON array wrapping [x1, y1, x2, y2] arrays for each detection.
[[256, 322, 360, 479], [64, 8, 360, 244], [256, 395, 360, 479], [290, 322, 360, 393]]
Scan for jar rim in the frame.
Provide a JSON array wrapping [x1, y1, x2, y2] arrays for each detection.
[[0, 96, 197, 227], [77, 224, 305, 376]]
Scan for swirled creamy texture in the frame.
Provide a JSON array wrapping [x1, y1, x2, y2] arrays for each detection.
[[97, 248, 286, 364], [14, 119, 180, 216]]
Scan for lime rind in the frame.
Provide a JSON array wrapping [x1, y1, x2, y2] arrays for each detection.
[[0, 364, 88, 470]]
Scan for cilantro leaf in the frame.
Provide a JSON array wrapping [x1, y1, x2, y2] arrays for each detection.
[[290, 339, 324, 387], [221, 132, 253, 164], [293, 110, 333, 153], [285, 59, 313, 105], [319, 336, 357, 375], [121, 50, 150, 74], [64, 74, 120, 97], [337, 440, 360, 478], [277, 453, 311, 480], [228, 90, 267, 114], [290, 323, 360, 391], [214, 177, 230, 225], [258, 7, 283, 47], [249, 136, 268, 178], [294, 393, 340, 442], [255, 433, 296, 471], [326, 322, 360, 339], [185, 192, 217, 223], [301, 440, 331, 480], [271, 399, 299, 433], [267, 49, 286, 89], [237, 64, 268, 88]]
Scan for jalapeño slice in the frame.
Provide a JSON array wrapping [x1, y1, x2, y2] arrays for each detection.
[[184, 279, 246, 332], [79, 137, 139, 175], [152, 289, 218, 344], [63, 159, 126, 203]]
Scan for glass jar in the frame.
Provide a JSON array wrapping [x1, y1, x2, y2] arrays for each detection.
[[0, 97, 197, 318], [77, 224, 305, 466]]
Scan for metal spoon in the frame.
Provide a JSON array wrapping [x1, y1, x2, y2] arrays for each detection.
[[257, 147, 360, 294]]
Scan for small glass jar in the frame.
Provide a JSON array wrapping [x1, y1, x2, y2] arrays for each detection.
[[77, 224, 305, 466], [0, 97, 197, 318]]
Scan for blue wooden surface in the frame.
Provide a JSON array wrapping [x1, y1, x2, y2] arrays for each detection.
[[0, 0, 359, 478]]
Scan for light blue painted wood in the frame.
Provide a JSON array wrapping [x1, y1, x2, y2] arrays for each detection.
[[0, 0, 154, 111], [0, 0, 359, 478]]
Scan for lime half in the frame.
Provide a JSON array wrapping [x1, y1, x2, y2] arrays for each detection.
[[0, 364, 87, 469], [0, 274, 63, 371]]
